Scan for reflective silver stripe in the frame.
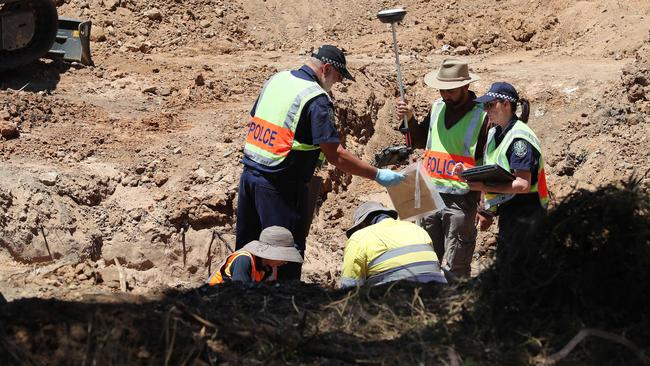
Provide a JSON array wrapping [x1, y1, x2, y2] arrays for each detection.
[[367, 261, 444, 285], [340, 277, 364, 288], [281, 84, 326, 130], [462, 107, 483, 156], [243, 146, 281, 166], [368, 244, 435, 269], [426, 100, 445, 149]]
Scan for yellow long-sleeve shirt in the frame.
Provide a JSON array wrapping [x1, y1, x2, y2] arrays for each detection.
[[340, 218, 447, 288]]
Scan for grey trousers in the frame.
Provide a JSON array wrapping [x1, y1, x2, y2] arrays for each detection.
[[422, 191, 480, 278]]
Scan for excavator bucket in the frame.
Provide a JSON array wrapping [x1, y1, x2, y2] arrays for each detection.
[[46, 17, 93, 66]]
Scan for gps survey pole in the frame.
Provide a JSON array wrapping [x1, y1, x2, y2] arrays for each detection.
[[377, 8, 412, 148]]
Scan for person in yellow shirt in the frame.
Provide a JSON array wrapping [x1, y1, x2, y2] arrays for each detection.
[[340, 201, 447, 288]]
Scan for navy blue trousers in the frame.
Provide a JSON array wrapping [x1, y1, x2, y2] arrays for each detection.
[[235, 167, 308, 280]]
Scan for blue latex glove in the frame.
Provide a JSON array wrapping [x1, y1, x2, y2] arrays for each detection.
[[375, 169, 405, 187]]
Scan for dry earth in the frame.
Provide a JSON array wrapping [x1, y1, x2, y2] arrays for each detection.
[[0, 0, 649, 304]]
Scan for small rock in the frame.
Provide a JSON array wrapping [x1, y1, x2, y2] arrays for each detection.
[[139, 42, 152, 53], [200, 19, 211, 28], [215, 7, 224, 17], [142, 85, 157, 94], [104, 0, 119, 11], [153, 173, 168, 187], [158, 87, 172, 96], [144, 8, 163, 21], [0, 121, 18, 139], [454, 46, 470, 55], [91, 27, 107, 42], [38, 172, 59, 186], [32, 193, 45, 205], [195, 74, 205, 86]]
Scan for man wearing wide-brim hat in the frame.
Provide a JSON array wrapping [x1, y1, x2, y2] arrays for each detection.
[[340, 201, 447, 288], [208, 226, 303, 284], [395, 58, 490, 279]]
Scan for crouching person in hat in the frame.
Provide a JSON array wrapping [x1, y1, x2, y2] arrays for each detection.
[[207, 226, 303, 285], [395, 58, 489, 280], [340, 201, 447, 288]]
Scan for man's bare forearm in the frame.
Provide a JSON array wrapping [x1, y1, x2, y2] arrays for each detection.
[[321, 143, 377, 180]]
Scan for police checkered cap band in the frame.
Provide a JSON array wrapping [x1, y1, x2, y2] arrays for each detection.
[[486, 92, 517, 102], [317, 56, 345, 70]]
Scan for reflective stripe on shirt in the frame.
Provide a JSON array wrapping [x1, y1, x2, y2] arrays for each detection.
[[367, 261, 447, 285]]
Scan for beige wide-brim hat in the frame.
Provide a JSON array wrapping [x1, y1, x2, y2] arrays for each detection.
[[241, 226, 303, 263], [346, 201, 398, 238], [424, 58, 480, 90]]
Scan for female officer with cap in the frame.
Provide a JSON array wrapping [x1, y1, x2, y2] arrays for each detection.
[[455, 82, 549, 275]]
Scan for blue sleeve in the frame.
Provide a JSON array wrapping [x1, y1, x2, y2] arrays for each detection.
[[508, 138, 538, 172], [229, 255, 253, 282], [307, 95, 340, 145]]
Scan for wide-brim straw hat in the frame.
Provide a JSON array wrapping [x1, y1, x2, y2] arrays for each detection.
[[424, 58, 480, 90], [242, 226, 303, 263], [346, 201, 398, 238]]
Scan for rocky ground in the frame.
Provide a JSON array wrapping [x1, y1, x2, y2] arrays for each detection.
[[0, 0, 649, 363]]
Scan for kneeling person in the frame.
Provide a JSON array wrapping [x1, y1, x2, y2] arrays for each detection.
[[341, 202, 447, 288], [208, 226, 303, 285]]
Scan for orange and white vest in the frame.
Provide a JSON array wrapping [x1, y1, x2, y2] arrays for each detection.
[[422, 99, 486, 194], [207, 251, 275, 285], [243, 71, 327, 167]]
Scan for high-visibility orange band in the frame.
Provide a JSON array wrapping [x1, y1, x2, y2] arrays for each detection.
[[537, 169, 548, 199], [246, 116, 294, 156], [423, 150, 475, 182]]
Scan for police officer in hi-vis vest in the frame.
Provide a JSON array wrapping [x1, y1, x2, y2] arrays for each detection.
[[455, 82, 549, 285], [237, 45, 405, 281], [396, 58, 490, 280]]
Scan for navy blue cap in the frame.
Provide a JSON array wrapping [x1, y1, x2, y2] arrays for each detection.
[[311, 44, 355, 81], [475, 82, 519, 103]]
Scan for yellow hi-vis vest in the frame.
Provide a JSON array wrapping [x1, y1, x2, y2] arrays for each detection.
[[243, 71, 327, 167], [422, 99, 486, 195], [207, 251, 275, 285], [483, 120, 550, 212], [341, 218, 447, 288]]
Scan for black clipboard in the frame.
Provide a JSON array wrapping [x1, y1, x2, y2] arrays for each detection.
[[461, 164, 515, 183]]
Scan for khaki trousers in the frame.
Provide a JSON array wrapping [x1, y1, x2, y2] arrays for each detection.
[[422, 191, 480, 278]]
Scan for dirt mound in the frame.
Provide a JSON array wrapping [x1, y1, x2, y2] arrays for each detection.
[[54, 0, 649, 62]]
